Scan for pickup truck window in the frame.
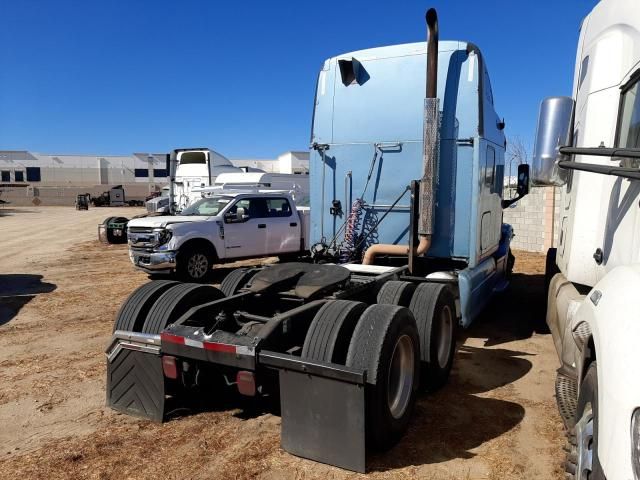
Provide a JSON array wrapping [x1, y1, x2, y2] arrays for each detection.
[[266, 198, 292, 217], [227, 197, 292, 219], [181, 196, 232, 216]]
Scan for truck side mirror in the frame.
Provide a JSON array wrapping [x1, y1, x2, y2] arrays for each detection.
[[531, 96, 574, 186], [502, 164, 530, 209], [236, 207, 249, 222], [224, 207, 249, 223], [516, 164, 529, 197]]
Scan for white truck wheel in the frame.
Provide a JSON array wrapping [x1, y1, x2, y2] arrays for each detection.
[[566, 363, 605, 480]]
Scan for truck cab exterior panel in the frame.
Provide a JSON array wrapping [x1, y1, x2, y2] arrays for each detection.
[[540, 1, 640, 478], [310, 41, 506, 268], [558, 0, 640, 287]]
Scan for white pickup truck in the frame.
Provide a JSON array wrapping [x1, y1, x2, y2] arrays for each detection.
[[127, 191, 310, 281]]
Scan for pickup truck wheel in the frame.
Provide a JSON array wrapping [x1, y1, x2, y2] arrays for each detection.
[[409, 283, 457, 392], [220, 268, 258, 297], [566, 363, 604, 480], [346, 304, 420, 451], [177, 248, 214, 282], [142, 283, 224, 334], [113, 280, 177, 332], [302, 300, 366, 364]]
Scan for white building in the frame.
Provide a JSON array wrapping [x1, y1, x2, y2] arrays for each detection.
[[0, 149, 309, 206]]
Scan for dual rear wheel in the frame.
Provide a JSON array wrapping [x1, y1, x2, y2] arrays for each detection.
[[115, 281, 224, 335], [377, 281, 457, 391], [301, 279, 456, 452]]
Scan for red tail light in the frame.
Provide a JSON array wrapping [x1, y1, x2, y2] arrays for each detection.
[[236, 371, 256, 396], [162, 355, 178, 379]]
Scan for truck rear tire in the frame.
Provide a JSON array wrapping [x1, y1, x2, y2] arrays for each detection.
[[142, 283, 224, 334], [113, 280, 177, 332], [376, 281, 416, 307], [302, 300, 366, 364], [346, 304, 420, 451], [409, 283, 457, 392], [566, 363, 604, 480], [177, 247, 215, 282], [220, 268, 257, 297]]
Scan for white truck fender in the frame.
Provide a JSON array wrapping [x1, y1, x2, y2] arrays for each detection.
[[574, 263, 640, 479], [167, 220, 225, 259]]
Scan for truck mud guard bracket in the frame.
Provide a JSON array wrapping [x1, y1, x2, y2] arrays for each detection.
[[259, 350, 367, 473]]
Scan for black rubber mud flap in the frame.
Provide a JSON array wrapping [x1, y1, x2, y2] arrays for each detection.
[[106, 334, 166, 422], [260, 351, 367, 473]]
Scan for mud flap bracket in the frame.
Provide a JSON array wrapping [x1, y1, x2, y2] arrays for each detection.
[[259, 350, 367, 473]]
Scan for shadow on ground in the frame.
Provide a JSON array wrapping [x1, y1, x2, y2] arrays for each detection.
[[467, 273, 549, 347], [0, 208, 39, 217], [0, 274, 57, 325], [369, 270, 546, 470]]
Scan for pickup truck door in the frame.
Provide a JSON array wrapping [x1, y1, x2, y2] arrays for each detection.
[[265, 197, 301, 253], [223, 198, 268, 258]]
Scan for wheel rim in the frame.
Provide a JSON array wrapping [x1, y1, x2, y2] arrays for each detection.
[[436, 305, 454, 368], [576, 403, 594, 480], [187, 253, 209, 279], [387, 334, 415, 419]]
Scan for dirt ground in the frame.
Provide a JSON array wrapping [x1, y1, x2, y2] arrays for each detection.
[[0, 206, 565, 479]]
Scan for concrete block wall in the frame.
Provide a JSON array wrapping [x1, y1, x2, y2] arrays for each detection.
[[503, 186, 558, 253]]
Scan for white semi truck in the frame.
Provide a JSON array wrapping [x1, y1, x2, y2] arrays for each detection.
[[145, 148, 242, 214], [532, 0, 640, 478]]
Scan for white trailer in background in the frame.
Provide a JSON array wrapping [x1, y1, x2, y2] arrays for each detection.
[[197, 172, 310, 206], [532, 1, 640, 478]]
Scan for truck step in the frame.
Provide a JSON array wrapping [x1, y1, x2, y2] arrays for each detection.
[[555, 371, 578, 429]]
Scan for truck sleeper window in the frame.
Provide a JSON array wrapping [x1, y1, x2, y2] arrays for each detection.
[[617, 73, 640, 149]]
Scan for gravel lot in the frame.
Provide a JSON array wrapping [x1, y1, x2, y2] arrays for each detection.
[[0, 206, 565, 479]]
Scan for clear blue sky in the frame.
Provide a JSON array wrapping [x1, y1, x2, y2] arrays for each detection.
[[0, 1, 598, 158]]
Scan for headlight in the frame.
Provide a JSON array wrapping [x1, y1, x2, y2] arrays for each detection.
[[632, 408, 640, 479], [155, 228, 172, 246]]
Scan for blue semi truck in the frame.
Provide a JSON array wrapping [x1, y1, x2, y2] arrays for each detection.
[[106, 9, 529, 472]]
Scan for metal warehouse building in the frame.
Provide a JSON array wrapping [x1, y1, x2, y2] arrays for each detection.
[[0, 150, 309, 206]]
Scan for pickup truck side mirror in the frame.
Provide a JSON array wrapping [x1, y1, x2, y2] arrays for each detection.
[[502, 164, 530, 209], [224, 207, 250, 223]]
